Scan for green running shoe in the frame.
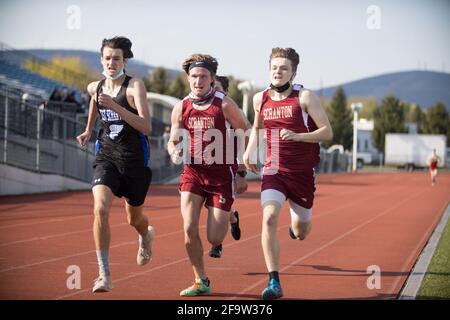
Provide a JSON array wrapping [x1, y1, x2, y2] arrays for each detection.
[[180, 277, 211, 297]]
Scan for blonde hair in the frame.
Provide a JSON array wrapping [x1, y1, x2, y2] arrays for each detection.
[[269, 47, 300, 73]]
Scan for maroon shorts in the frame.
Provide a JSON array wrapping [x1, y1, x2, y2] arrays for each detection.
[[261, 169, 316, 209], [179, 165, 235, 212]]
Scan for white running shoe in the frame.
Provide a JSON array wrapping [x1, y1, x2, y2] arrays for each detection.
[[137, 226, 154, 266], [92, 274, 113, 293]]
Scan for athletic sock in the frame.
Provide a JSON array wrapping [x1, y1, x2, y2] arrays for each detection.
[[96, 250, 110, 276], [269, 271, 280, 282]]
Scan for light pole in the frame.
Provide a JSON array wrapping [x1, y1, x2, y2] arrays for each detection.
[[237, 81, 254, 117], [351, 102, 363, 172]]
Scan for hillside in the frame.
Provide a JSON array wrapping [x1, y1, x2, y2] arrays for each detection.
[[318, 70, 450, 109], [21, 49, 180, 80], [6, 49, 449, 109]]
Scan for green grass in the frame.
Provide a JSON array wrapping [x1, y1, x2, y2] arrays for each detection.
[[360, 166, 450, 173], [362, 165, 398, 170], [416, 215, 450, 299]]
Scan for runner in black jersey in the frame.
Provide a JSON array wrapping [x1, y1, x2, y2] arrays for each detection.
[[76, 37, 154, 293]]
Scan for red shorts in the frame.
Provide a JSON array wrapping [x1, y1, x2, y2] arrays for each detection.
[[261, 169, 316, 209], [179, 165, 235, 212]]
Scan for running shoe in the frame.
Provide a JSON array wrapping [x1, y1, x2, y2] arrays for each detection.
[[230, 210, 241, 240], [180, 278, 211, 297], [137, 225, 154, 266], [289, 225, 297, 240], [92, 274, 113, 293], [261, 278, 283, 300], [209, 244, 222, 258]]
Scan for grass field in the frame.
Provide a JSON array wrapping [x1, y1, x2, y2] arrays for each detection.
[[361, 166, 450, 174], [417, 214, 450, 299]]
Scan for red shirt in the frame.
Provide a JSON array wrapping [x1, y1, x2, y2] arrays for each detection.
[[261, 84, 320, 173], [182, 90, 233, 172], [430, 158, 438, 170]]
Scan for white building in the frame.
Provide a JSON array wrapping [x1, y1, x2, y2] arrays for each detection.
[[356, 118, 381, 164], [146, 92, 179, 125]]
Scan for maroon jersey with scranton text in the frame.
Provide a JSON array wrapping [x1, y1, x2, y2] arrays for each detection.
[[181, 90, 233, 174], [261, 84, 320, 173]]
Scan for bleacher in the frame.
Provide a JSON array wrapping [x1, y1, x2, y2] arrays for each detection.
[[0, 43, 182, 185], [0, 42, 84, 107], [0, 60, 58, 100]]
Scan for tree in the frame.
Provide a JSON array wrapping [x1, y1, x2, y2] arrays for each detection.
[[423, 102, 450, 144], [406, 104, 427, 133], [23, 56, 96, 91], [147, 67, 169, 94], [167, 74, 189, 99], [372, 95, 407, 153], [348, 97, 377, 120], [325, 86, 353, 150], [227, 76, 243, 109], [142, 76, 152, 92]]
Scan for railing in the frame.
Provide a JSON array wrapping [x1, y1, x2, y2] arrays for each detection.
[[1, 89, 347, 188], [0, 91, 182, 184], [0, 91, 95, 181]]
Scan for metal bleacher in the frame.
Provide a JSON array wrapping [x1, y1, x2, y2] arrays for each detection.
[[0, 43, 182, 185], [0, 43, 92, 183], [0, 60, 57, 100]]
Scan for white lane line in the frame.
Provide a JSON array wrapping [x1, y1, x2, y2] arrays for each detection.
[[229, 188, 426, 300], [0, 185, 401, 274], [51, 187, 406, 299], [397, 201, 450, 299]]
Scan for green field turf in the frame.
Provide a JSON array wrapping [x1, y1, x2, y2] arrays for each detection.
[[416, 214, 450, 300]]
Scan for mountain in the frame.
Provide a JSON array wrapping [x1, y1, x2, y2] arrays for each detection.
[[317, 70, 450, 110], [21, 49, 181, 79], [5, 49, 450, 109]]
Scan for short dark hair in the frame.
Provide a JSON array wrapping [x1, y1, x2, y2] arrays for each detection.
[[216, 76, 229, 92], [101, 36, 134, 59]]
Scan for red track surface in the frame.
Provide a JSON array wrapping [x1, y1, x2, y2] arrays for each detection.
[[0, 172, 449, 300]]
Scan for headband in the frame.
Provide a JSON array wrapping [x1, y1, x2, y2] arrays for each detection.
[[188, 61, 214, 73]]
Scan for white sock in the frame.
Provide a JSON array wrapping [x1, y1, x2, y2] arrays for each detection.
[[96, 250, 110, 276]]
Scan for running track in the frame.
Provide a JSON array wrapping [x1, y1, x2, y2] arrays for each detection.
[[0, 172, 449, 300]]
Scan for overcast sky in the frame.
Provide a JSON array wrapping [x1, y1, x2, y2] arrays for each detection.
[[1, 0, 449, 88]]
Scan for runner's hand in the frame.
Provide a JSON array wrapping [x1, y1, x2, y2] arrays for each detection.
[[235, 175, 248, 194], [243, 151, 258, 174], [76, 131, 91, 149]]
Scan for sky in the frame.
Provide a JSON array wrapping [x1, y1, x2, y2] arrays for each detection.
[[0, 0, 449, 89]]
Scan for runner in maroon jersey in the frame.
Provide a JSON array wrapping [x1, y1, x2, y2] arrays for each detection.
[[244, 47, 333, 300], [427, 149, 441, 186], [167, 54, 247, 296], [207, 76, 252, 258]]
